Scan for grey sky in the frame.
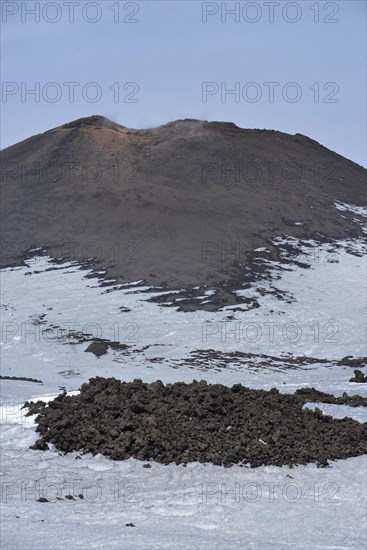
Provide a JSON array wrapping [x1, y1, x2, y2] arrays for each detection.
[[1, 0, 366, 166]]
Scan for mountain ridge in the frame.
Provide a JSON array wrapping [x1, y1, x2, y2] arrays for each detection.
[[3, 116, 364, 171]]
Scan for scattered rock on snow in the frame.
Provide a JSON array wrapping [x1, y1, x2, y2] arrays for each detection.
[[349, 370, 367, 383]]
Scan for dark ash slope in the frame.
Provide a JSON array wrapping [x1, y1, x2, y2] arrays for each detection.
[[1, 116, 366, 296]]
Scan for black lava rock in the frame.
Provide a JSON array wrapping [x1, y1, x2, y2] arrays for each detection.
[[30, 377, 367, 468], [84, 342, 108, 357]]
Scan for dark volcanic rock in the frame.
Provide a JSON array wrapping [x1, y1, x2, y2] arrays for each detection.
[[0, 375, 43, 384], [30, 377, 367, 468], [294, 387, 367, 407], [84, 341, 109, 357], [22, 400, 47, 416], [349, 370, 367, 383], [83, 338, 129, 356]]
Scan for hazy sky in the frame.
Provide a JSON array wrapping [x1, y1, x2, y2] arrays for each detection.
[[1, 0, 366, 166]]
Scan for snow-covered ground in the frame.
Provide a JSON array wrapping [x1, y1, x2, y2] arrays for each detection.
[[1, 407, 366, 550], [1, 225, 366, 548]]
